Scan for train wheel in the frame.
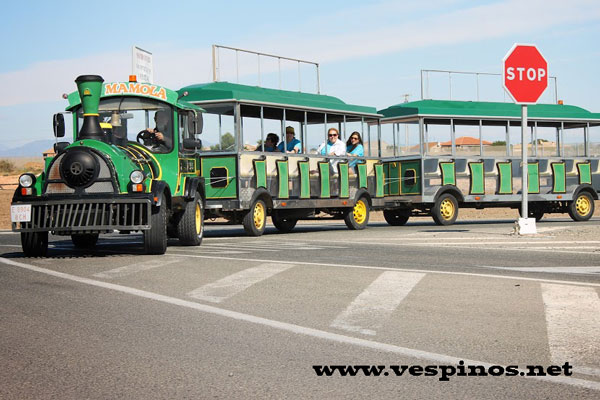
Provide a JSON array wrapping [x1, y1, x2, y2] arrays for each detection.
[[21, 231, 48, 257], [272, 212, 298, 233], [518, 208, 544, 222], [432, 193, 458, 225], [383, 210, 410, 226], [177, 193, 204, 246], [344, 196, 369, 230], [243, 199, 267, 236], [71, 233, 99, 248], [567, 191, 594, 221], [144, 195, 168, 254]]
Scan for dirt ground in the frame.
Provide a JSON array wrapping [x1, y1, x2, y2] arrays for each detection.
[[2, 171, 598, 231]]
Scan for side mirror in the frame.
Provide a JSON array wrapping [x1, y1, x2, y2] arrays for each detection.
[[188, 111, 203, 135], [183, 138, 202, 151], [53, 113, 65, 138]]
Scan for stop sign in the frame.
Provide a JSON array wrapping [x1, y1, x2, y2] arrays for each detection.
[[503, 44, 548, 104]]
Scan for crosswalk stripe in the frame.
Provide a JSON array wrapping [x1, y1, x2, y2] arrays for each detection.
[[330, 271, 425, 336], [93, 258, 180, 279], [541, 283, 600, 376], [187, 263, 294, 303]]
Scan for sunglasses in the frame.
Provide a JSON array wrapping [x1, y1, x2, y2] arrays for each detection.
[[328, 133, 338, 137], [351, 136, 359, 140]]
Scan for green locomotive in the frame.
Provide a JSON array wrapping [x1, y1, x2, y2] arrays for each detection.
[[11, 75, 205, 256]]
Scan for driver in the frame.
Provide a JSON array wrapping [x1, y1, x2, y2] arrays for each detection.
[[140, 110, 172, 150]]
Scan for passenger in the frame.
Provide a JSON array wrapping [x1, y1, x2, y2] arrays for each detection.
[[317, 127, 346, 171], [346, 131, 364, 168], [277, 126, 301, 153], [317, 128, 346, 157], [259, 133, 279, 152]]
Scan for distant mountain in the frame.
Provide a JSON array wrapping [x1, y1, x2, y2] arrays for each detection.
[[0, 140, 56, 157]]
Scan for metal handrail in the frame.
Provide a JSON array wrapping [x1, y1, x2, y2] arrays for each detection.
[[420, 69, 559, 103], [212, 45, 320, 93]]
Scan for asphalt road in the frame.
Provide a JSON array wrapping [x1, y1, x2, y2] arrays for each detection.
[[1, 216, 599, 399]]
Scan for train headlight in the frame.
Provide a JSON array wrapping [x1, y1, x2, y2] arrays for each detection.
[[130, 170, 145, 184], [19, 174, 35, 188]]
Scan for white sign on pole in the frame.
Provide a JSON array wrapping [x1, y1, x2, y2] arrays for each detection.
[[132, 46, 153, 83]]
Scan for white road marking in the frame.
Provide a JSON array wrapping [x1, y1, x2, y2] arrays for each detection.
[[168, 252, 600, 288], [93, 258, 180, 279], [542, 283, 600, 377], [187, 263, 294, 303], [0, 244, 21, 248], [480, 266, 600, 275], [171, 247, 245, 255], [200, 244, 280, 252], [331, 271, 425, 335], [1, 257, 598, 391]]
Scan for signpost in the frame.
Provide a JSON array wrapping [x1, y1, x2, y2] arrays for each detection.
[[132, 46, 154, 83], [503, 44, 548, 234]]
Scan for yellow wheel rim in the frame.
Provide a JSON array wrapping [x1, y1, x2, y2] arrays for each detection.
[[575, 195, 591, 216], [253, 202, 265, 229], [353, 200, 367, 225], [440, 198, 455, 220], [195, 203, 202, 234]]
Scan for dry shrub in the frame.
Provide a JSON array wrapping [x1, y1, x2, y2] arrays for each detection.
[[0, 159, 16, 174], [21, 162, 45, 175]]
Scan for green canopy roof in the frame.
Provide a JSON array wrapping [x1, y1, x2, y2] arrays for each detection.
[[378, 100, 600, 123], [178, 81, 379, 116]]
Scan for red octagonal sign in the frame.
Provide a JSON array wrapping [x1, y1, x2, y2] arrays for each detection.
[[503, 44, 548, 104]]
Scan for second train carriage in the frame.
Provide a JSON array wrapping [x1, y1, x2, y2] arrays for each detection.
[[375, 99, 600, 225]]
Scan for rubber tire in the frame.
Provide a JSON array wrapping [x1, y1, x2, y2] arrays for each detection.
[[21, 231, 48, 257], [383, 210, 410, 226], [272, 212, 298, 233], [518, 208, 544, 222], [144, 196, 168, 254], [71, 233, 99, 249], [177, 193, 204, 246], [432, 193, 458, 226], [243, 199, 267, 236], [344, 196, 370, 230], [567, 191, 594, 221]]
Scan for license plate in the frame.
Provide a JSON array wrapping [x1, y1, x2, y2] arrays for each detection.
[[11, 204, 32, 222]]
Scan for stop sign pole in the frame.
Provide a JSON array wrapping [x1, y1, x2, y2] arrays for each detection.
[[503, 44, 548, 234]]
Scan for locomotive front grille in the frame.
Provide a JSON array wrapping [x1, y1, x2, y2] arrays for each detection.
[[13, 199, 152, 233]]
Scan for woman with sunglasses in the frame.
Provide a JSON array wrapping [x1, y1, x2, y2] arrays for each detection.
[[345, 131, 364, 168], [317, 128, 346, 156], [317, 128, 346, 170]]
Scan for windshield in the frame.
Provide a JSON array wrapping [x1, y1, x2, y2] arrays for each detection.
[[76, 97, 174, 153]]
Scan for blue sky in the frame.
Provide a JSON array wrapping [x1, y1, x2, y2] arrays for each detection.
[[1, 0, 599, 148]]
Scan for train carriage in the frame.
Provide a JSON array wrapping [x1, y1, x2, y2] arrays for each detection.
[[375, 99, 600, 225], [177, 81, 382, 235]]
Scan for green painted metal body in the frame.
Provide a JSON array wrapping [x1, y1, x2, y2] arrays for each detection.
[[497, 162, 513, 194], [319, 162, 330, 198], [440, 162, 456, 186], [469, 162, 485, 195], [338, 163, 349, 198], [528, 163, 540, 193], [400, 160, 421, 195], [577, 162, 591, 185], [277, 160, 289, 199], [298, 161, 311, 198], [552, 162, 566, 193], [202, 156, 237, 199]]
